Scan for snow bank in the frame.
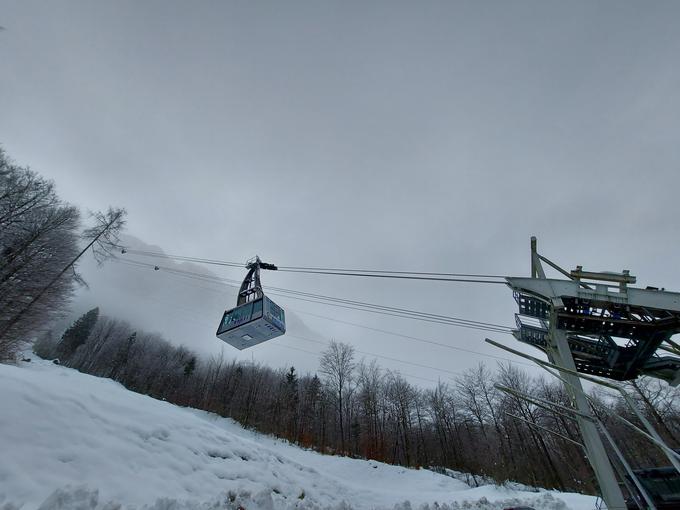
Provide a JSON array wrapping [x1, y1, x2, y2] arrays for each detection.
[[0, 359, 597, 510]]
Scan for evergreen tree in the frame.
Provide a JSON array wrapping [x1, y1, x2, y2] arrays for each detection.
[[183, 356, 196, 377], [282, 366, 300, 439], [285, 366, 299, 391], [56, 308, 99, 360]]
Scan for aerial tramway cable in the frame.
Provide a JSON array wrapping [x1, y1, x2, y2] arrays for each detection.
[[111, 258, 530, 369], [116, 247, 508, 284], [117, 259, 530, 370], [112, 260, 526, 378], [102, 274, 450, 382], [111, 249, 525, 375], [114, 258, 531, 383], [113, 258, 513, 334]]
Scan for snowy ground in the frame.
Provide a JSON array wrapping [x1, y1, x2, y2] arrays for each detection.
[[0, 358, 598, 510]]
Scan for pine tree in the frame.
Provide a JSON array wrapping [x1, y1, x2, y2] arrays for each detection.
[[285, 366, 299, 390], [282, 366, 300, 439], [56, 308, 99, 360], [183, 356, 196, 377]]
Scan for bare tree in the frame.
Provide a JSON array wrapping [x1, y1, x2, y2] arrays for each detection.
[[319, 340, 355, 453], [0, 151, 81, 360], [83, 207, 127, 264], [0, 205, 126, 346], [0, 150, 127, 359], [626, 378, 680, 446], [356, 359, 385, 459], [385, 372, 416, 465]]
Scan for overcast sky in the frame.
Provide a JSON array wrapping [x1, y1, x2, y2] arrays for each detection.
[[2, 1, 680, 384]]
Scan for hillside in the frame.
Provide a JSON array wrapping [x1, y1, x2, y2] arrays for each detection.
[[0, 358, 597, 510]]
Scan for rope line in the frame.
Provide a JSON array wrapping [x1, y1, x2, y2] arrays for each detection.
[[110, 258, 525, 374], [117, 247, 508, 283], [113, 258, 513, 333]]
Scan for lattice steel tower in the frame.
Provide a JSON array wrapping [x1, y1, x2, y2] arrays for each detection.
[[506, 237, 680, 509]]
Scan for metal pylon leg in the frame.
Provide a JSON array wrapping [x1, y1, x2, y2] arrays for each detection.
[[550, 327, 627, 510]]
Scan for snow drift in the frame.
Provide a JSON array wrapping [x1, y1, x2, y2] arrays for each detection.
[[0, 358, 597, 510]]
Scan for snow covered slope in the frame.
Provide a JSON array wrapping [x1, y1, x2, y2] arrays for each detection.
[[0, 358, 597, 510]]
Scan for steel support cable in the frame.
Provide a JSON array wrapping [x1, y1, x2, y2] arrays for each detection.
[[114, 258, 513, 333], [86, 283, 444, 384], [117, 248, 244, 268], [269, 293, 512, 334], [112, 260, 526, 372], [286, 309, 530, 367], [116, 261, 525, 368], [263, 284, 512, 330], [115, 254, 511, 329], [117, 265, 511, 335], [100, 263, 459, 382], [277, 265, 507, 279], [276, 269, 506, 284], [117, 247, 508, 282], [116, 259, 511, 334]]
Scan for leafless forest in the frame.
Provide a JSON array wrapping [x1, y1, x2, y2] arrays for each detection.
[[35, 312, 680, 495]]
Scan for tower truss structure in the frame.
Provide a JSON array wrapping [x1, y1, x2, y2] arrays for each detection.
[[505, 238, 680, 510]]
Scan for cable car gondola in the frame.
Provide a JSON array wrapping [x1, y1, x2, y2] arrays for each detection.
[[216, 256, 286, 350]]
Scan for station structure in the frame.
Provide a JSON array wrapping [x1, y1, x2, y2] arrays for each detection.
[[502, 237, 680, 509]]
